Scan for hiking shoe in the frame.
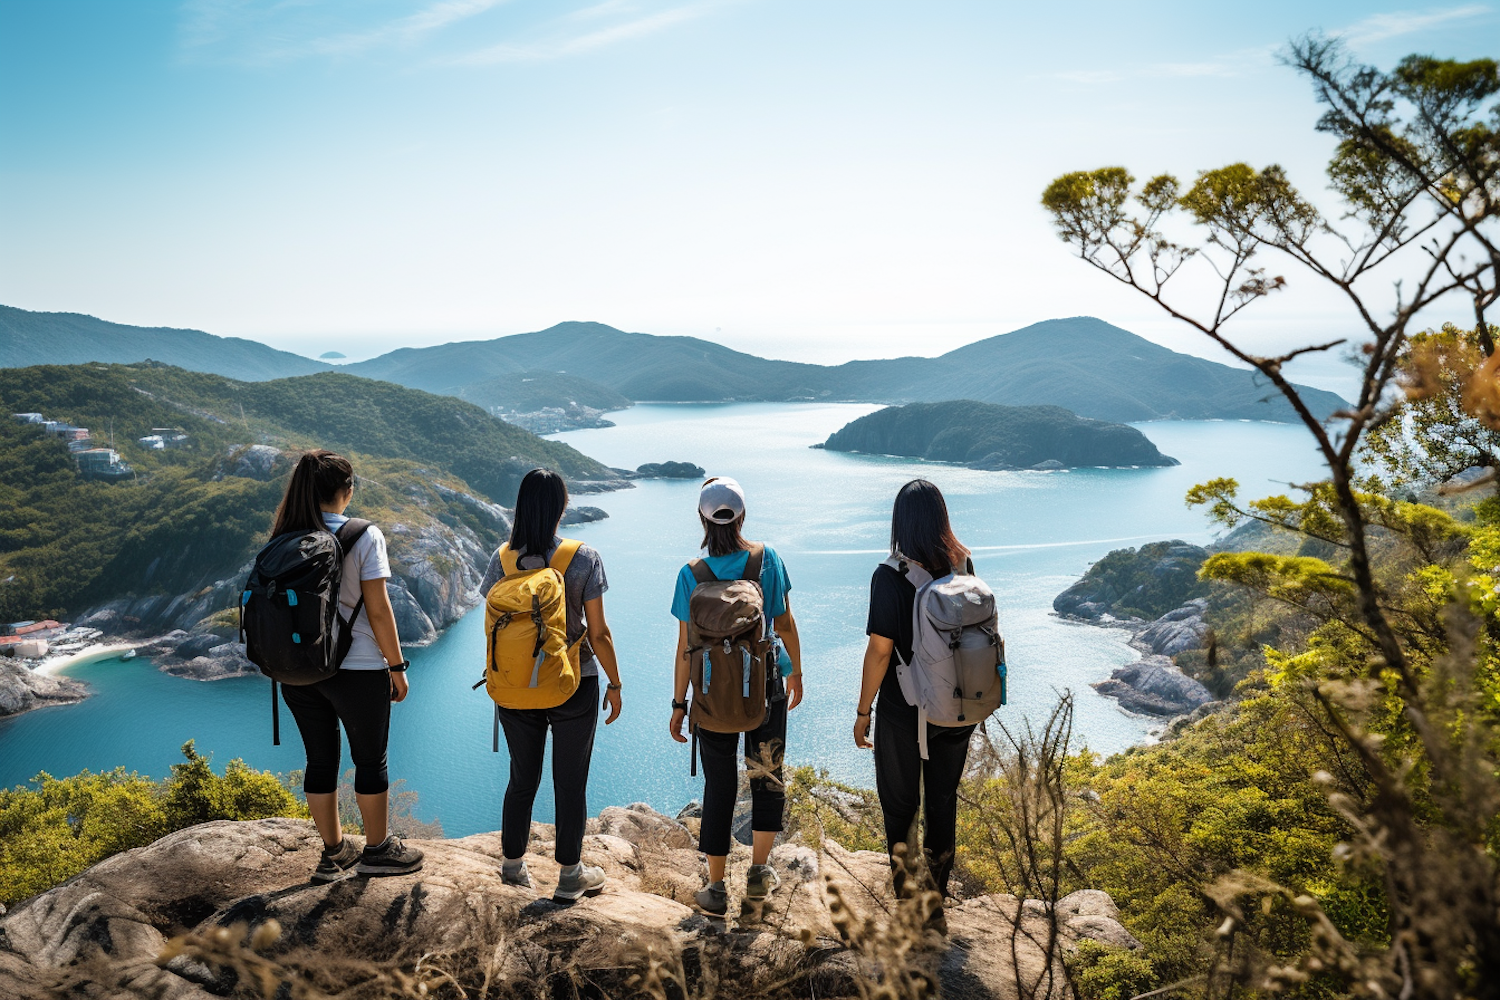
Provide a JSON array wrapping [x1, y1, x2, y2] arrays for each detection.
[[695, 880, 728, 916], [553, 864, 606, 903], [501, 861, 534, 889], [745, 864, 781, 901], [311, 838, 361, 884], [357, 835, 425, 877]]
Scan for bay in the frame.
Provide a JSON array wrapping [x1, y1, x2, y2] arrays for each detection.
[[0, 403, 1329, 837]]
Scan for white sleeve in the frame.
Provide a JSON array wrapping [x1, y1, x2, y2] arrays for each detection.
[[358, 526, 392, 581]]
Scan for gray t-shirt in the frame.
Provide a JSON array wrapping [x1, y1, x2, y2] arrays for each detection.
[[479, 536, 608, 676], [322, 512, 392, 670]]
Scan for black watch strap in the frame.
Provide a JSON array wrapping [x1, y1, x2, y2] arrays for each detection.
[[671, 698, 688, 711], [390, 660, 410, 673]]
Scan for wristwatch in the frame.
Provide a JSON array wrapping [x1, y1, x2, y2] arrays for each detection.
[[607, 681, 622, 691], [390, 660, 410, 673], [671, 698, 688, 711]]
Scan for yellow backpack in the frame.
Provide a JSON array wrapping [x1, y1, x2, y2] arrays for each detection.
[[481, 539, 584, 720]]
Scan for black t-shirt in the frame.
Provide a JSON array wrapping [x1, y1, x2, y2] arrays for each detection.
[[866, 564, 916, 715]]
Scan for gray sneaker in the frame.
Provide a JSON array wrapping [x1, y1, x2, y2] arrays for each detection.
[[501, 861, 534, 889], [695, 880, 728, 916], [356, 835, 425, 877], [553, 864, 606, 903], [311, 838, 361, 884], [746, 864, 781, 901]]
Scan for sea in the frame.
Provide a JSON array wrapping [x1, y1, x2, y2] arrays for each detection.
[[0, 403, 1329, 837]]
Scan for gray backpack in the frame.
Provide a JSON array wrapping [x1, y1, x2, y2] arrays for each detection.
[[885, 554, 1007, 758]]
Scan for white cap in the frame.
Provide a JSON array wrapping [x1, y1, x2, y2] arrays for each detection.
[[698, 477, 746, 524]]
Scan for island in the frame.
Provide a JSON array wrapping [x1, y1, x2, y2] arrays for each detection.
[[635, 461, 706, 479], [816, 400, 1178, 470]]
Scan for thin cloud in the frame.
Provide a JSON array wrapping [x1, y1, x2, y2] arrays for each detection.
[[1338, 4, 1491, 47], [452, 1, 724, 64]]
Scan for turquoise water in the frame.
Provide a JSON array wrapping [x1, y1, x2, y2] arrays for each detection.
[[0, 405, 1328, 836]]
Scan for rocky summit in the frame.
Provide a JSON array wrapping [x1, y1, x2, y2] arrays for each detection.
[[0, 805, 1138, 999]]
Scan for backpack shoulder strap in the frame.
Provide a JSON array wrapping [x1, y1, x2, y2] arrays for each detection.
[[964, 555, 975, 576], [334, 518, 373, 555], [551, 538, 582, 575], [742, 543, 765, 584], [688, 558, 718, 585], [499, 543, 521, 576]]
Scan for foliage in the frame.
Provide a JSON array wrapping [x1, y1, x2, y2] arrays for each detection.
[[0, 741, 304, 906]]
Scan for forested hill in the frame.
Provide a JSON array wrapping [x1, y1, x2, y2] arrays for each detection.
[[0, 363, 624, 622], [0, 305, 328, 381], [819, 401, 1179, 469], [346, 317, 1348, 423]]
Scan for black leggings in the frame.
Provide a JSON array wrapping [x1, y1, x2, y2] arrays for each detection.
[[873, 699, 975, 897], [497, 675, 600, 866], [697, 697, 787, 857], [281, 668, 392, 795]]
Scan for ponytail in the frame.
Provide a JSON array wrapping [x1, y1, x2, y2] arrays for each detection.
[[271, 450, 355, 538]]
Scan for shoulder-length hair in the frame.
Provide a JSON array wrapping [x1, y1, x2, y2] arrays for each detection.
[[891, 479, 969, 575], [271, 450, 355, 538], [700, 513, 750, 558], [511, 468, 568, 556]]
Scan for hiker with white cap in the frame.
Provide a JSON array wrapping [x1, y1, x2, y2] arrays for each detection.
[[668, 476, 803, 916]]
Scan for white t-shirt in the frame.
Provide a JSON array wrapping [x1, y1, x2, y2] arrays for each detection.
[[322, 512, 392, 670]]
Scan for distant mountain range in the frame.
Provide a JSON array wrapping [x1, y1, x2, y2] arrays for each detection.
[[0, 306, 327, 381], [0, 307, 1348, 423]]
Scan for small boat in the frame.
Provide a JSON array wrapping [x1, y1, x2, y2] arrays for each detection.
[[119, 649, 138, 661]]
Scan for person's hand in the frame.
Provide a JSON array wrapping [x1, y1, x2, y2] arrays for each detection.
[[786, 673, 804, 711], [853, 711, 872, 749], [390, 671, 409, 703], [669, 706, 688, 743], [602, 684, 622, 724]]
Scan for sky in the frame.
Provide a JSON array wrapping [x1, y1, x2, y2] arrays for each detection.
[[1, 1, 1496, 392]]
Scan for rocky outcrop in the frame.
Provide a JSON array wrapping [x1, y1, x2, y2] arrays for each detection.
[[1135, 598, 1210, 657], [1092, 655, 1214, 717], [1053, 541, 1209, 622], [218, 444, 286, 480], [0, 660, 87, 718], [0, 806, 1139, 1000], [636, 461, 706, 479]]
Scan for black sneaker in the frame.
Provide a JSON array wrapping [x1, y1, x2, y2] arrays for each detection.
[[312, 839, 361, 883], [356, 835, 425, 877], [695, 880, 728, 916]]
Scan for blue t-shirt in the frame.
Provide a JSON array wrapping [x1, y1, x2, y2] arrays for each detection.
[[672, 545, 794, 676]]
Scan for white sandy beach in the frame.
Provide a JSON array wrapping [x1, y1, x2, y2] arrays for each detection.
[[31, 643, 137, 678]]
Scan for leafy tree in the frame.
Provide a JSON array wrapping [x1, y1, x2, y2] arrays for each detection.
[[1043, 36, 1500, 998]]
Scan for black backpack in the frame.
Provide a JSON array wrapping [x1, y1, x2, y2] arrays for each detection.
[[240, 519, 372, 744]]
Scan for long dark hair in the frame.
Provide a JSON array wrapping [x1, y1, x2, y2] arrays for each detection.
[[891, 479, 969, 574], [701, 513, 750, 557], [511, 468, 568, 556], [271, 449, 355, 538]]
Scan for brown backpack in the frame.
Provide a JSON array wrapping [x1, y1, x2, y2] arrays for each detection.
[[686, 544, 773, 746]]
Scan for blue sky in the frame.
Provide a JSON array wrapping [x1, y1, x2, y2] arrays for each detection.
[[1, 2, 1496, 386]]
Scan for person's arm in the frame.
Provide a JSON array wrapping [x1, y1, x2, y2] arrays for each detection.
[[669, 620, 691, 743], [360, 576, 408, 702], [774, 597, 803, 711], [585, 596, 622, 724], [853, 634, 893, 748]]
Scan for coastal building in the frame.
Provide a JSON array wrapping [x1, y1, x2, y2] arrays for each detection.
[[42, 421, 89, 441], [75, 447, 133, 480], [138, 429, 188, 450], [11, 413, 44, 424]]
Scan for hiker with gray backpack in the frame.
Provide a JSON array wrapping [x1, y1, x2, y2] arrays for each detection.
[[853, 479, 1006, 906], [668, 477, 803, 916], [242, 450, 424, 883]]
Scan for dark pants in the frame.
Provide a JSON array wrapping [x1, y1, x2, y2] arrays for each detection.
[[697, 697, 787, 857], [873, 699, 976, 897], [282, 668, 392, 795], [497, 675, 600, 866]]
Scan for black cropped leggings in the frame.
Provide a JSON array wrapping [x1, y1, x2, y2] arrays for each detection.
[[497, 676, 600, 867], [281, 668, 392, 795], [697, 696, 787, 858]]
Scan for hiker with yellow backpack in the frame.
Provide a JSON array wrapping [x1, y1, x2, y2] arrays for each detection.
[[668, 477, 803, 916], [477, 468, 623, 903]]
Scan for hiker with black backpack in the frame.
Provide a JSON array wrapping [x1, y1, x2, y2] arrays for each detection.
[[668, 476, 803, 916], [477, 468, 623, 904], [852, 479, 1006, 908], [242, 450, 425, 883]]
